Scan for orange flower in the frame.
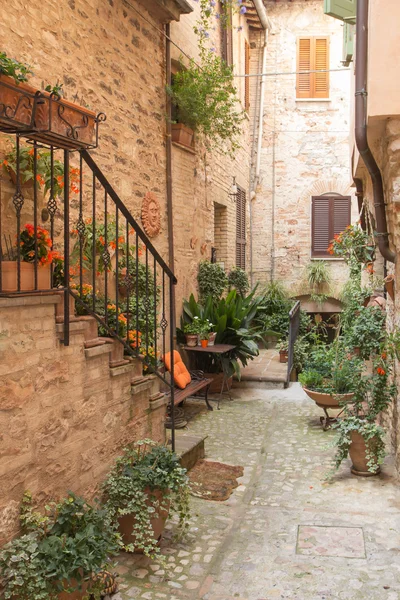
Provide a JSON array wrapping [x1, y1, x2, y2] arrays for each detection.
[[3, 159, 8, 166], [110, 241, 117, 250], [381, 352, 387, 360], [99, 236, 105, 246], [366, 263, 374, 274], [29, 148, 35, 156], [377, 367, 386, 376]]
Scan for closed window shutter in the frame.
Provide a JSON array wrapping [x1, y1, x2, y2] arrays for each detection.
[[297, 37, 329, 99], [314, 38, 329, 98], [312, 195, 351, 257], [236, 188, 246, 269], [297, 38, 312, 98], [245, 40, 250, 111]]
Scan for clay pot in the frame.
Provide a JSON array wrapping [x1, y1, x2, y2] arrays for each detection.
[[185, 334, 198, 347], [118, 488, 170, 551], [8, 168, 33, 189], [208, 332, 217, 346], [204, 372, 233, 393], [303, 387, 354, 409], [57, 580, 89, 600], [279, 349, 288, 363], [0, 74, 38, 129], [200, 339, 209, 348], [349, 431, 380, 476], [1, 261, 34, 292], [384, 274, 395, 302], [171, 123, 194, 148]]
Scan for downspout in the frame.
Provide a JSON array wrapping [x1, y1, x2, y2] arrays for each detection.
[[355, 0, 395, 263], [249, 0, 270, 286], [353, 177, 366, 231]]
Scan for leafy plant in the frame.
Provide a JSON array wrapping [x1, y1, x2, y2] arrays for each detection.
[[328, 224, 375, 267], [102, 441, 190, 564], [332, 418, 386, 475], [20, 223, 55, 265], [0, 492, 120, 600], [0, 51, 33, 83], [344, 305, 386, 359], [197, 260, 228, 303], [228, 267, 249, 296]]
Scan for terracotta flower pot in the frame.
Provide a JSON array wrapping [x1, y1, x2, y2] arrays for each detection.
[[8, 167, 33, 189], [57, 580, 89, 600], [303, 387, 354, 408], [200, 339, 209, 348], [1, 261, 34, 292], [171, 123, 194, 148], [118, 488, 170, 551], [185, 334, 198, 347], [279, 349, 288, 363], [0, 74, 38, 130], [349, 431, 380, 476]]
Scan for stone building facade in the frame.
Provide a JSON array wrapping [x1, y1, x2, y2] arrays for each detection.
[[250, 0, 357, 301]]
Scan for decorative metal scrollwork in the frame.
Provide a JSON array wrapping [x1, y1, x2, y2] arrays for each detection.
[[12, 191, 24, 215]]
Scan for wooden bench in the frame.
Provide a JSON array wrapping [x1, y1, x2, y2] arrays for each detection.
[[166, 371, 213, 411]]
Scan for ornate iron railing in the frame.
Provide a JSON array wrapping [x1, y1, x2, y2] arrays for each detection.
[[0, 133, 177, 449], [286, 300, 301, 387]]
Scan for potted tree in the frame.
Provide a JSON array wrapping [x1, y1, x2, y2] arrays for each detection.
[[0, 492, 120, 600], [102, 441, 190, 563]]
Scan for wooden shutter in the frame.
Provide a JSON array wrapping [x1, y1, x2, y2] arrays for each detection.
[[245, 40, 250, 112], [312, 195, 351, 257], [236, 187, 246, 269], [297, 37, 329, 99], [220, 2, 233, 65]]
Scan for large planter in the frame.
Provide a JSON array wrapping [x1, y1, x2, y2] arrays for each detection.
[[204, 372, 233, 394], [349, 431, 380, 477], [0, 74, 38, 131], [303, 387, 354, 409], [118, 488, 170, 550], [57, 580, 89, 600], [185, 334, 198, 347], [1, 261, 50, 292], [171, 123, 194, 148]]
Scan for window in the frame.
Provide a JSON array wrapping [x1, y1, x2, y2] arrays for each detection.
[[245, 40, 250, 111], [220, 2, 233, 65], [297, 37, 329, 99], [311, 195, 351, 257], [236, 187, 246, 268]]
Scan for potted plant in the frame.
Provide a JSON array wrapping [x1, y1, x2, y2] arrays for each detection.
[[344, 305, 386, 360], [0, 52, 37, 131], [183, 316, 202, 347], [200, 330, 209, 348], [0, 491, 120, 600], [102, 440, 190, 563], [1, 223, 55, 292], [279, 339, 289, 363]]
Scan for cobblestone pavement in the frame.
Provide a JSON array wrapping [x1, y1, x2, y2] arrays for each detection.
[[111, 384, 400, 600]]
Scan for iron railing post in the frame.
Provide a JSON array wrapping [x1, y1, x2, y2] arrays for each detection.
[[63, 149, 70, 346], [286, 301, 301, 387]]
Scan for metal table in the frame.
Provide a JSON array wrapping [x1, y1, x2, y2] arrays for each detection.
[[183, 344, 235, 409]]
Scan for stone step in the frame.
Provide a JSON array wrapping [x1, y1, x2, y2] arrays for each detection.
[[174, 433, 207, 471]]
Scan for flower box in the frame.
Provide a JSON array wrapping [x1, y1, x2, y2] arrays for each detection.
[[0, 74, 37, 132], [1, 261, 51, 292], [171, 123, 194, 148]]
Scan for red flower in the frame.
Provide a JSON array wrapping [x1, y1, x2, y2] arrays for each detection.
[[377, 367, 386, 376]]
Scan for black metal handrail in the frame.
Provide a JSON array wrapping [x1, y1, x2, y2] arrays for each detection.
[[286, 300, 301, 387], [0, 133, 177, 449]]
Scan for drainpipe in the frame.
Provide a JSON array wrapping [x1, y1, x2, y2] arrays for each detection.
[[353, 177, 366, 231], [249, 1, 270, 286], [355, 0, 395, 263]]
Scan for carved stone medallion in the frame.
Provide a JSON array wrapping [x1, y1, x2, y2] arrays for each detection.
[[141, 192, 161, 237]]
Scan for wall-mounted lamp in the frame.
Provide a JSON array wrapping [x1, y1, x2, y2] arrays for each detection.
[[228, 176, 238, 200]]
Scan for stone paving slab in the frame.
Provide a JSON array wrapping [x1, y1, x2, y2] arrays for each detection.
[[112, 384, 400, 600], [234, 349, 287, 385]]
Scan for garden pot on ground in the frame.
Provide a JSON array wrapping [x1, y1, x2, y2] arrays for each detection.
[[185, 334, 198, 347], [171, 123, 194, 148], [118, 488, 170, 551], [279, 349, 288, 363], [303, 387, 354, 409], [57, 580, 89, 600], [204, 372, 233, 394], [1, 261, 35, 292], [349, 431, 380, 477], [208, 332, 217, 346]]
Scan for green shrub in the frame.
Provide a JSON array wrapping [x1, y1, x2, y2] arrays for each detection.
[[228, 267, 249, 296], [197, 261, 227, 303]]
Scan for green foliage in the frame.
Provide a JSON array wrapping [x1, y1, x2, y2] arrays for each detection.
[[102, 441, 190, 564], [0, 51, 33, 83], [255, 282, 312, 339], [328, 224, 375, 267], [0, 492, 120, 600], [179, 289, 262, 378], [344, 305, 386, 359], [197, 261, 228, 303], [332, 418, 386, 475], [228, 267, 249, 296], [306, 261, 331, 287], [298, 369, 324, 390]]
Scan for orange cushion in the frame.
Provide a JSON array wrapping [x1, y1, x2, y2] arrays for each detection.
[[163, 350, 191, 389]]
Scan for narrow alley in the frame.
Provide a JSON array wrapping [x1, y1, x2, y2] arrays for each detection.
[[114, 387, 400, 600]]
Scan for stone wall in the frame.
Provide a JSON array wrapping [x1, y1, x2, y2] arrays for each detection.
[[250, 0, 357, 297], [0, 295, 166, 544]]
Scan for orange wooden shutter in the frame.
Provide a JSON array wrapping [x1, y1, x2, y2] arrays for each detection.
[[297, 38, 312, 98], [245, 40, 250, 111], [314, 37, 329, 98], [297, 37, 329, 99]]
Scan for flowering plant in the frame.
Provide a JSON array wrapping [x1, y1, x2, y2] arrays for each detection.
[[327, 224, 375, 266], [70, 283, 96, 315], [183, 316, 203, 335], [98, 303, 128, 338], [19, 223, 55, 265]]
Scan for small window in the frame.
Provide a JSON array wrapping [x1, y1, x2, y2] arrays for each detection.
[[311, 195, 351, 257], [220, 2, 233, 65], [236, 187, 246, 269], [245, 40, 250, 112], [297, 37, 329, 99]]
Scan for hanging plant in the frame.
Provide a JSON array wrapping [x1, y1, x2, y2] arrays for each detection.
[[327, 224, 375, 266]]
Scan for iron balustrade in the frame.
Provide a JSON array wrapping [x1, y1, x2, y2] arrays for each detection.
[[286, 300, 301, 387], [0, 133, 177, 450]]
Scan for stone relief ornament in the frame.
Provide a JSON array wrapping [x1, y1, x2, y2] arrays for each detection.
[[141, 192, 161, 237], [200, 242, 208, 255], [190, 236, 198, 249]]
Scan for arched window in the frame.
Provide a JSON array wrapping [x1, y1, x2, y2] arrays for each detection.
[[311, 193, 351, 257]]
